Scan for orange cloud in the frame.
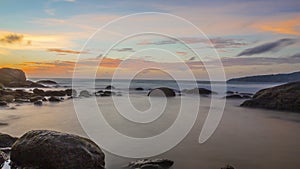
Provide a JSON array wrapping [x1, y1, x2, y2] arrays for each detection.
[[47, 48, 87, 54], [256, 16, 300, 35]]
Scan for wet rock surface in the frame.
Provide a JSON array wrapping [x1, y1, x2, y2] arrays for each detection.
[[148, 87, 176, 97], [0, 133, 18, 148], [10, 130, 105, 169], [241, 82, 300, 112], [182, 88, 216, 95], [125, 159, 174, 169]]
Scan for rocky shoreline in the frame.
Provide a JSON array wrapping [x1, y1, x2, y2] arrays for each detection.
[[0, 130, 236, 169]]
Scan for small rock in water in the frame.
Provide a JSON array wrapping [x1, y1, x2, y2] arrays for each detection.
[[33, 100, 43, 106], [135, 87, 144, 91], [65, 89, 77, 97], [105, 85, 115, 89], [125, 159, 174, 169], [148, 87, 176, 97], [48, 96, 61, 102], [33, 88, 45, 96], [79, 90, 91, 97], [29, 96, 43, 102]]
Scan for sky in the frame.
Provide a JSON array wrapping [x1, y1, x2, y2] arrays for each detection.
[[0, 0, 300, 80]]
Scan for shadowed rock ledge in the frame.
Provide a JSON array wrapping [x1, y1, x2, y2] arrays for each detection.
[[241, 82, 300, 112]]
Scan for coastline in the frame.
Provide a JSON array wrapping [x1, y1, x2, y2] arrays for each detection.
[[1, 96, 300, 169]]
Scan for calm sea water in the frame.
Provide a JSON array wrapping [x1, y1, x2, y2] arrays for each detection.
[[29, 78, 283, 94]]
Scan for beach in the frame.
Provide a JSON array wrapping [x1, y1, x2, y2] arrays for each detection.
[[1, 94, 299, 169]]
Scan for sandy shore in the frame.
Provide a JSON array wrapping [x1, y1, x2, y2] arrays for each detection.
[[0, 95, 300, 169]]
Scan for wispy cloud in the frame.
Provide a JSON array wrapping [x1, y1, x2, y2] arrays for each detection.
[[237, 38, 296, 56], [112, 48, 135, 52], [47, 48, 87, 54]]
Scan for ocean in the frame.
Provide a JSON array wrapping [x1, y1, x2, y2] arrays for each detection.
[[29, 78, 283, 95]]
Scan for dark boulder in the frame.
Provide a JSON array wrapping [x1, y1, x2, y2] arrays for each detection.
[[125, 159, 173, 169], [147, 87, 176, 97], [182, 88, 216, 95], [0, 68, 26, 87], [34, 100, 43, 106], [65, 89, 77, 97], [33, 88, 45, 96], [0, 133, 18, 148], [135, 87, 144, 91], [10, 130, 105, 169], [101, 91, 115, 97], [241, 82, 300, 112], [44, 90, 66, 96], [29, 96, 43, 102], [48, 96, 61, 102], [105, 85, 115, 89], [0, 83, 4, 89]]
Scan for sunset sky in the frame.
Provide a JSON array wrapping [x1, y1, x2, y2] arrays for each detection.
[[1, 0, 300, 80]]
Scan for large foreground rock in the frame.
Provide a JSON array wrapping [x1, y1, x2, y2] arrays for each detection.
[[0, 68, 26, 86], [11, 130, 105, 169], [241, 82, 300, 112], [148, 87, 176, 97]]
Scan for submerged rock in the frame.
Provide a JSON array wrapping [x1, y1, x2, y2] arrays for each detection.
[[48, 96, 61, 102], [79, 90, 91, 97], [33, 100, 43, 106], [147, 87, 176, 97], [44, 90, 66, 97], [125, 159, 174, 169], [0, 133, 18, 148], [10, 130, 105, 169], [65, 89, 77, 97], [241, 82, 300, 112]]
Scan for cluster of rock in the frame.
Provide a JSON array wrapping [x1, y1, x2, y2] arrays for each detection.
[[241, 82, 300, 112], [0, 130, 174, 169], [0, 88, 76, 107]]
